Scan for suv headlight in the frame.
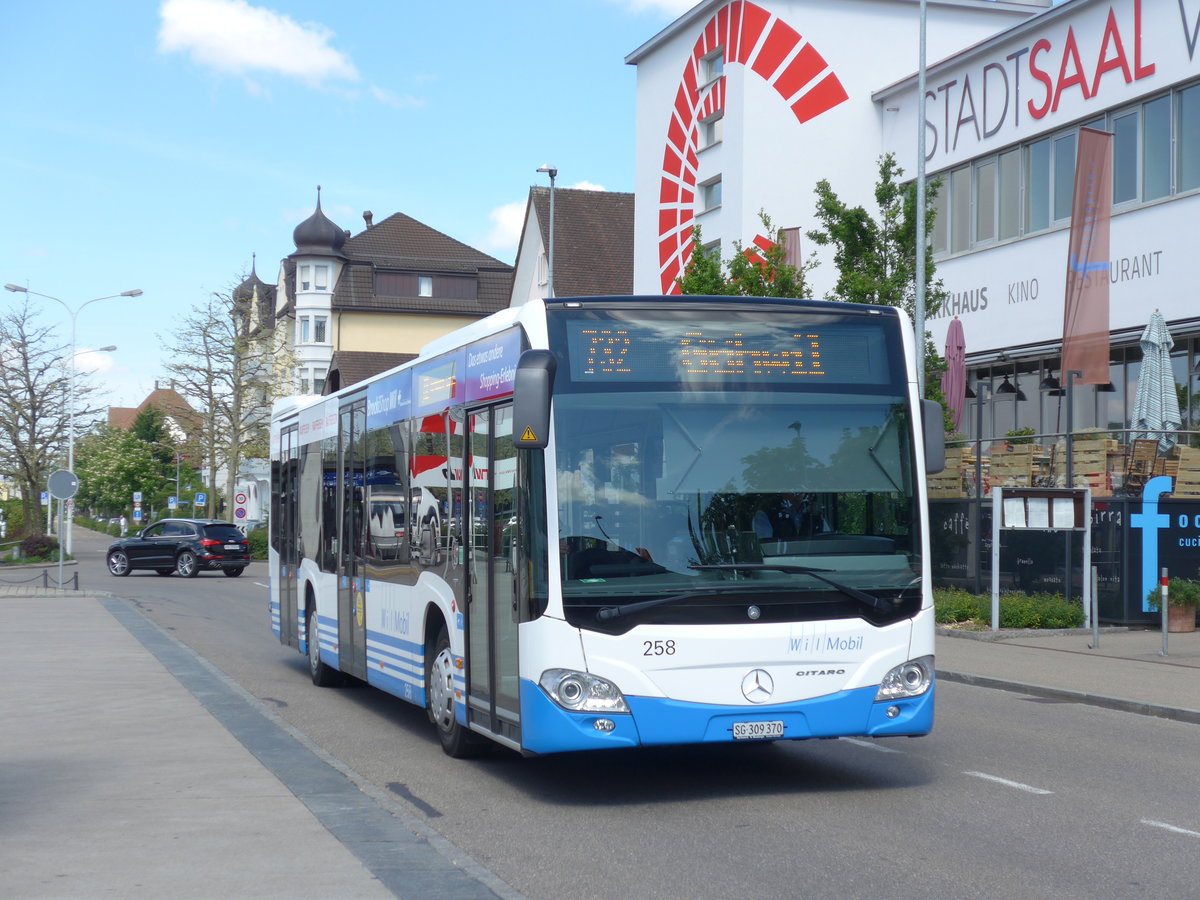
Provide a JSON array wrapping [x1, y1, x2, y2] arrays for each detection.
[[539, 669, 629, 713], [875, 656, 934, 701]]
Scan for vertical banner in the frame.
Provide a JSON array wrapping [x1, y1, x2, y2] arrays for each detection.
[[1061, 127, 1113, 385]]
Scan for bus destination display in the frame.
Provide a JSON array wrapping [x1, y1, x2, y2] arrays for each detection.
[[566, 321, 885, 384]]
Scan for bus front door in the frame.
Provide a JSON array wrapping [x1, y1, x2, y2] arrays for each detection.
[[278, 426, 300, 648], [465, 404, 520, 748], [337, 400, 368, 681]]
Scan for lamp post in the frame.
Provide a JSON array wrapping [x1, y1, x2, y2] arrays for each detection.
[[536, 165, 557, 298], [4, 283, 142, 553], [971, 377, 990, 595]]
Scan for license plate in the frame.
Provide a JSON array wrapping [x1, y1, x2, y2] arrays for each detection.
[[224, 543, 242, 550], [732, 720, 784, 740]]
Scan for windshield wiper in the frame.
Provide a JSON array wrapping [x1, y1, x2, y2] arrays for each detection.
[[688, 563, 892, 612], [596, 588, 740, 622]]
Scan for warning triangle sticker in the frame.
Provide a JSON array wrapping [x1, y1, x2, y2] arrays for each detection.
[[520, 426, 538, 442]]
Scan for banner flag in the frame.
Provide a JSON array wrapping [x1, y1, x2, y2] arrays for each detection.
[[1061, 127, 1113, 385]]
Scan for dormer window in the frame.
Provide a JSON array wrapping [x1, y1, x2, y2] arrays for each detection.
[[418, 276, 433, 297], [314, 265, 328, 291]]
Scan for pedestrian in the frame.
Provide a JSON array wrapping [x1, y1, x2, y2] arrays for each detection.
[[119, 514, 128, 537]]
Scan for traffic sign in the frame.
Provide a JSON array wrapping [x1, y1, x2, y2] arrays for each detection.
[[195, 492, 207, 505], [48, 470, 79, 500], [133, 491, 143, 503], [168, 496, 177, 510]]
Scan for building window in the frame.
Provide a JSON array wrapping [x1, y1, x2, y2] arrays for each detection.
[[299, 317, 310, 344], [300, 265, 311, 291], [1112, 110, 1139, 204], [1178, 85, 1200, 192], [314, 265, 328, 291], [998, 148, 1021, 240], [950, 166, 970, 253], [418, 276, 433, 297], [700, 176, 722, 213], [931, 177, 948, 255], [1025, 138, 1050, 233], [313, 368, 327, 395], [1143, 95, 1171, 201], [299, 372, 311, 394], [314, 316, 327, 343], [701, 50, 724, 86], [701, 113, 723, 149], [1052, 132, 1077, 222], [974, 158, 996, 245]]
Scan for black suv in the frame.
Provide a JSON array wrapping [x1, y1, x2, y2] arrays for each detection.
[[107, 518, 250, 578]]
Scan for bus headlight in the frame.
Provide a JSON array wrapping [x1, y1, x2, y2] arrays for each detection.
[[875, 656, 933, 701], [539, 669, 629, 713]]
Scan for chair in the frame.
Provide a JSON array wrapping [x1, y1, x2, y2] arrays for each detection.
[[1124, 439, 1159, 492]]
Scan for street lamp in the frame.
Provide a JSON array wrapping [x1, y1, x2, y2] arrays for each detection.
[[4, 283, 142, 553], [536, 165, 557, 298]]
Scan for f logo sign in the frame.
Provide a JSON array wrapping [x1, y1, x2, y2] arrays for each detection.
[[1130, 476, 1173, 611]]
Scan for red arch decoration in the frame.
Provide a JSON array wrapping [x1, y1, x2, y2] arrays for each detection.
[[656, 0, 849, 294]]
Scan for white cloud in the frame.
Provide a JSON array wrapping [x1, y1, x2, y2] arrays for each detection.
[[370, 85, 425, 110], [157, 0, 359, 86], [569, 181, 607, 191], [485, 201, 528, 252]]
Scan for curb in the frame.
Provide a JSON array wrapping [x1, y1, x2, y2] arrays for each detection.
[[936, 669, 1200, 726]]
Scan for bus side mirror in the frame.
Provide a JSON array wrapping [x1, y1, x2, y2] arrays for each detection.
[[513, 349, 556, 449], [921, 399, 945, 475]]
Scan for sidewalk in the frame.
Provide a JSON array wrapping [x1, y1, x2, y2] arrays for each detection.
[[937, 624, 1200, 725], [0, 585, 516, 900]]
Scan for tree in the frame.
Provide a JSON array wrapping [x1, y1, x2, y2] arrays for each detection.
[[158, 274, 289, 518], [807, 153, 953, 431], [677, 210, 816, 298], [0, 294, 102, 535]]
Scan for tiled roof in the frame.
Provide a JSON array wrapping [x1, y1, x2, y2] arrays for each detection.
[[107, 388, 200, 436], [324, 351, 417, 393], [530, 187, 634, 297], [330, 211, 514, 317]]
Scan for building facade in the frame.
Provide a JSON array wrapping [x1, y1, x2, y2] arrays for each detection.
[[627, 0, 1200, 621]]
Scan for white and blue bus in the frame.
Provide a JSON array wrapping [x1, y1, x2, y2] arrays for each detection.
[[269, 295, 945, 757]]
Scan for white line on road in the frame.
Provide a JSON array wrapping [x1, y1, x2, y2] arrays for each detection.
[[840, 737, 901, 753], [254, 582, 269, 588], [1142, 819, 1200, 838], [963, 771, 1053, 794]]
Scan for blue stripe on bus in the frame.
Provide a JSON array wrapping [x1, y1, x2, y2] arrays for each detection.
[[519, 679, 935, 755]]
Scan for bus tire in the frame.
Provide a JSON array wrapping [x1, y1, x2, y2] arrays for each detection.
[[307, 608, 339, 687], [426, 625, 483, 758]]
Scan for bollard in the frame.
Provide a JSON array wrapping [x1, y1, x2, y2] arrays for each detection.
[[1161, 567, 1169, 658]]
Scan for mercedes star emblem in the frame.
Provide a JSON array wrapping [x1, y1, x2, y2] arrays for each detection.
[[741, 669, 774, 704]]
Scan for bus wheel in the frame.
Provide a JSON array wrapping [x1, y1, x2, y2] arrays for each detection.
[[307, 609, 339, 687], [426, 626, 483, 758]]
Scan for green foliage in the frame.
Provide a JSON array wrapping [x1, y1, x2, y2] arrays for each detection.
[[1005, 427, 1037, 445], [677, 210, 816, 298], [247, 527, 268, 560], [933, 587, 1085, 629], [20, 533, 60, 561], [807, 153, 954, 431], [1146, 577, 1200, 611]]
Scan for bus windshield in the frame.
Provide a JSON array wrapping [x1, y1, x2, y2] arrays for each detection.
[[549, 305, 921, 631]]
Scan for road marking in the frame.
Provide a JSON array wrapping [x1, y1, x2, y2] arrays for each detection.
[[964, 771, 1053, 794], [840, 737, 901, 753], [1142, 819, 1200, 838], [254, 582, 269, 588]]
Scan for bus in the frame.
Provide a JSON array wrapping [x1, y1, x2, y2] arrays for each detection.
[[269, 295, 945, 757]]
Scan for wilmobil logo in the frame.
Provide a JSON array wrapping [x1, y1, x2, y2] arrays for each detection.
[[788, 633, 864, 654]]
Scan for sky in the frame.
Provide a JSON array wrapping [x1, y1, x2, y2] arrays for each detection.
[[1, 0, 696, 409]]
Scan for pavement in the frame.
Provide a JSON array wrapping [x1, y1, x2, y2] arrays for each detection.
[[1, 547, 1198, 898]]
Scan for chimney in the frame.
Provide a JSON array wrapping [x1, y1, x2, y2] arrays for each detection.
[[363, 210, 373, 228]]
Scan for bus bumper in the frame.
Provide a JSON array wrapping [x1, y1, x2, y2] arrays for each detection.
[[519, 677, 934, 755]]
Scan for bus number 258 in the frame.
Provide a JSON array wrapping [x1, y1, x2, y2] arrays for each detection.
[[643, 640, 676, 656]]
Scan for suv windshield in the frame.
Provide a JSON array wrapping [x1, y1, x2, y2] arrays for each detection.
[[548, 304, 921, 631]]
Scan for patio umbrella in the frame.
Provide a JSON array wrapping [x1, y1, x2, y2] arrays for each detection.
[[940, 317, 967, 432], [1129, 310, 1182, 453]]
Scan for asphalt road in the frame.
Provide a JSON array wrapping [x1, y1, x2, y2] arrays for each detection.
[[76, 526, 1200, 900]]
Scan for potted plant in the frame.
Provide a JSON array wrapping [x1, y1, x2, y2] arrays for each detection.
[[1146, 577, 1199, 633]]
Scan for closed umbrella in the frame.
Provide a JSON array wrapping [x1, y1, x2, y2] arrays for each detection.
[[1130, 310, 1182, 453], [940, 317, 966, 432]]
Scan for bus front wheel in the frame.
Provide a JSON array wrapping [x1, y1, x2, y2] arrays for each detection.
[[426, 626, 483, 758], [307, 609, 339, 687]]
